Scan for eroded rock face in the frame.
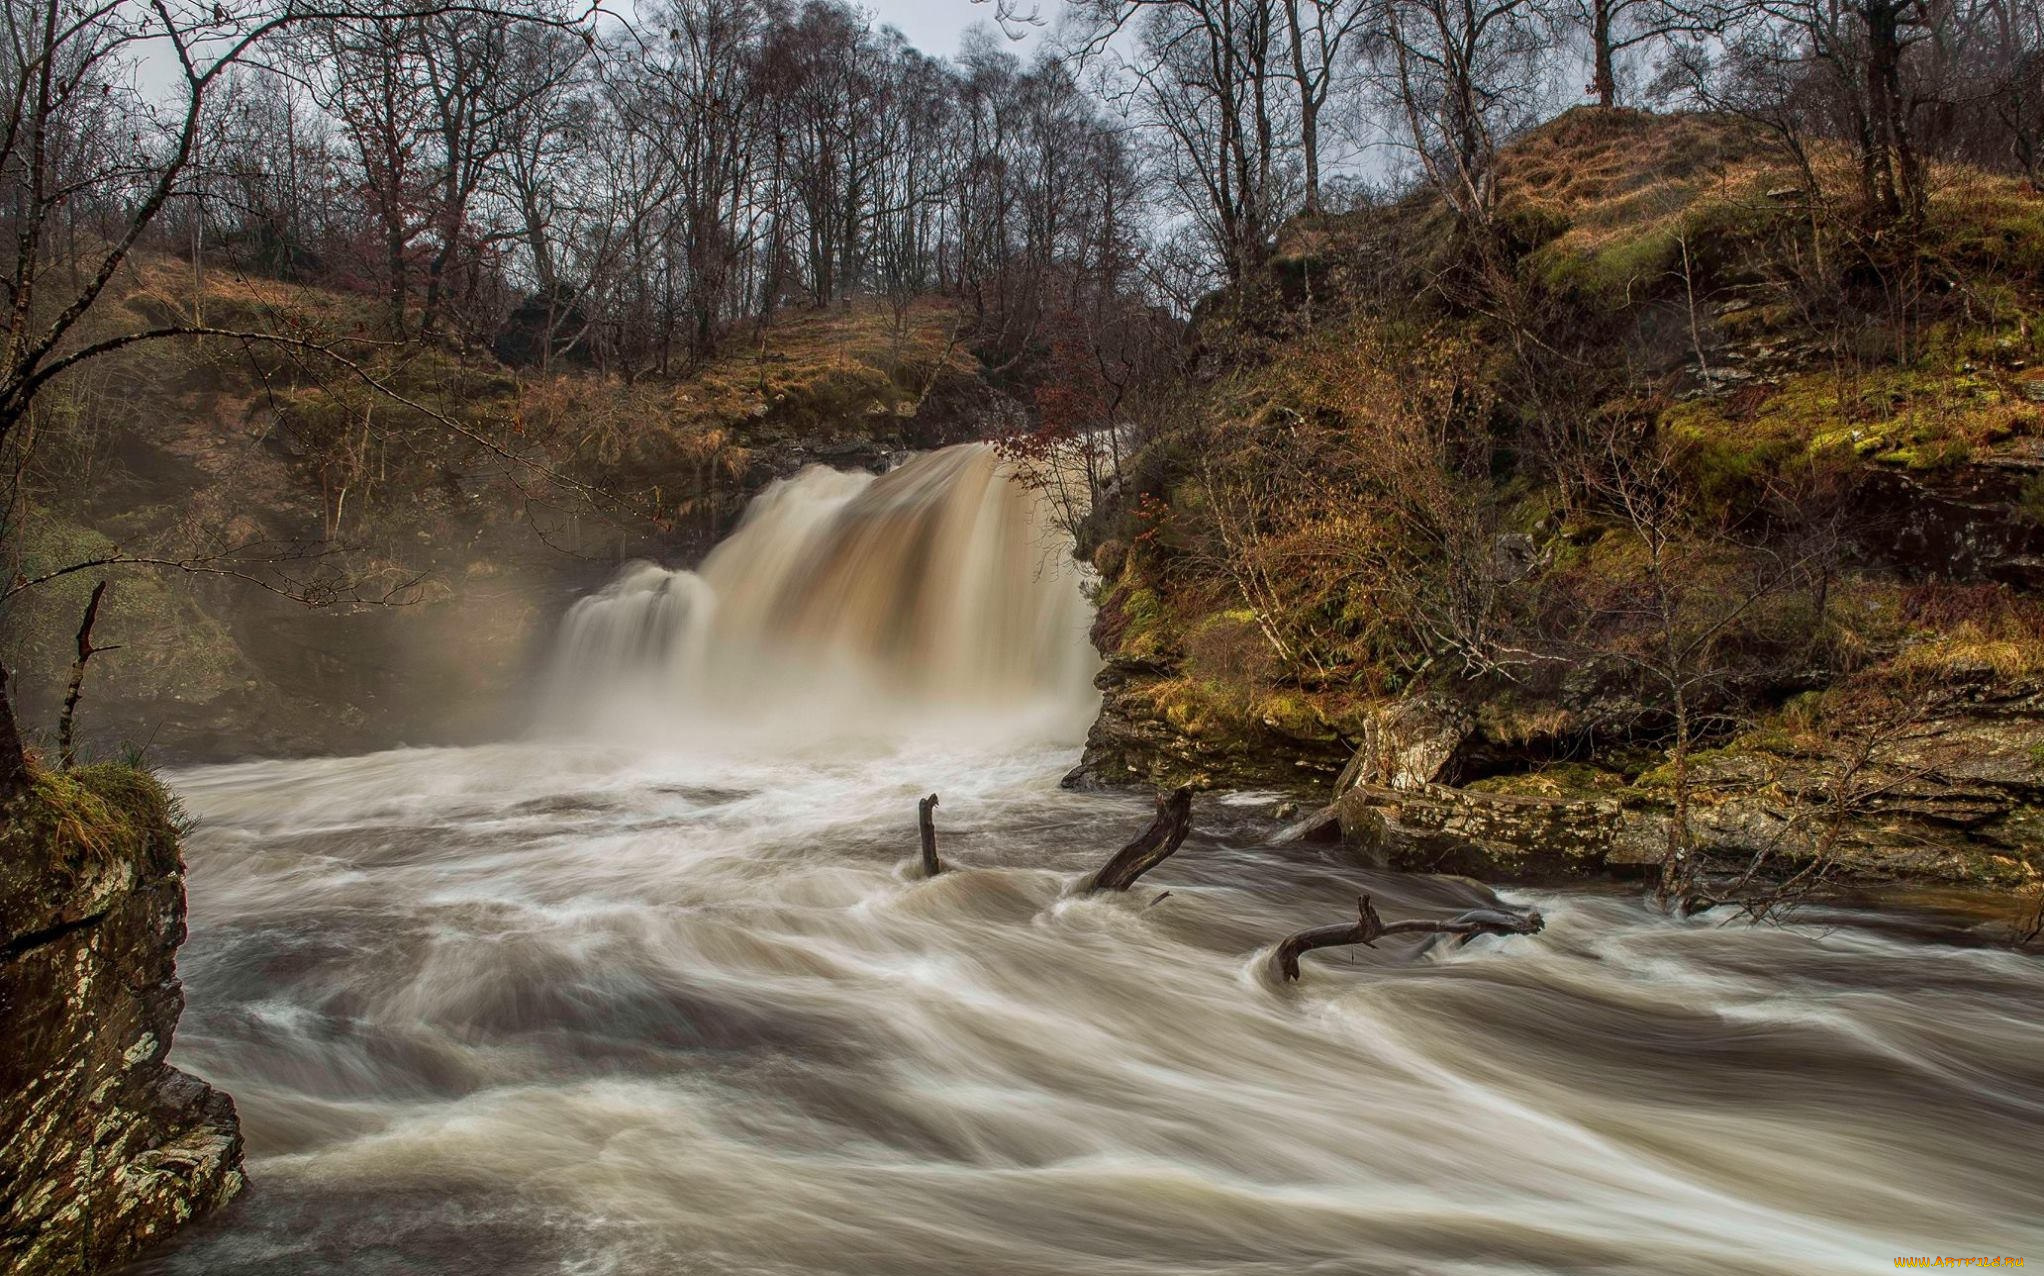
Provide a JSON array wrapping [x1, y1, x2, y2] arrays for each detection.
[[1079, 654, 2042, 892], [1063, 655, 1353, 791], [1334, 699, 1473, 795], [1854, 448, 2044, 590], [1322, 675, 2044, 888], [0, 770, 243, 1275], [1334, 782, 1625, 880]]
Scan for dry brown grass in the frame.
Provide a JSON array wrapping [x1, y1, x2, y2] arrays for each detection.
[[1500, 109, 1775, 254], [114, 255, 388, 339], [681, 297, 974, 436], [1887, 582, 2044, 679]]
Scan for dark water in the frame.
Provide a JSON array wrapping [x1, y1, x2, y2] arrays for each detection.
[[133, 738, 2044, 1276]]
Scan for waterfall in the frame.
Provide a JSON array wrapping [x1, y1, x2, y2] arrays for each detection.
[[542, 443, 1099, 742]]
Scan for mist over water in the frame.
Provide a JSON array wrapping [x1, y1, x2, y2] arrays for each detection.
[[542, 445, 1098, 744], [137, 447, 2044, 1275]]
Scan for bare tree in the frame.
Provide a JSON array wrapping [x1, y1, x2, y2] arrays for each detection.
[[1571, 0, 1715, 106], [1363, 0, 1559, 240], [1280, 0, 1369, 211], [634, 0, 775, 361], [307, 14, 437, 336], [1665, 0, 1966, 223], [0, 0, 588, 798], [1074, 0, 1301, 281]]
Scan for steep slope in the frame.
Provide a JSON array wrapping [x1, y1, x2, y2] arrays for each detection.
[[1074, 108, 2044, 908], [1, 266, 1019, 762]]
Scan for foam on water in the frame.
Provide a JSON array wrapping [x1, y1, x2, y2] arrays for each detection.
[[141, 738, 2044, 1276], [134, 446, 2044, 1275]]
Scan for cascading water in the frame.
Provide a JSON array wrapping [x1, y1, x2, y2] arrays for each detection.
[[137, 445, 2044, 1276], [541, 444, 1098, 743]]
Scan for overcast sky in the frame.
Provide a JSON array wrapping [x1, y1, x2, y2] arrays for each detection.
[[863, 0, 1041, 59], [133, 0, 1046, 98]]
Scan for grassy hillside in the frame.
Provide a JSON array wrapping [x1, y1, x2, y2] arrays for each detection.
[[1080, 108, 2044, 901]]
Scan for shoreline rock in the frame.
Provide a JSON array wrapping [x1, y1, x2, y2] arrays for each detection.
[[1, 768, 244, 1275], [1070, 668, 2044, 896]]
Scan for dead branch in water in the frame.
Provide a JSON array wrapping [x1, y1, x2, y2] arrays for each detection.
[[1273, 895, 1545, 981], [1086, 786, 1194, 892], [58, 581, 119, 770], [918, 793, 944, 877]]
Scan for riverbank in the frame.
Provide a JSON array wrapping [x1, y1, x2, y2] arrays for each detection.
[[1059, 109, 2044, 908]]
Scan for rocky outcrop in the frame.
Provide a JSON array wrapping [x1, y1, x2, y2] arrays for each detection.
[[1325, 782, 1627, 879], [1642, 673, 2044, 886], [1311, 675, 2044, 887], [1084, 654, 2043, 891], [491, 286, 592, 369], [1332, 698, 1473, 793], [1, 767, 243, 1275], [1070, 668, 1480, 797], [1853, 444, 2044, 590], [1065, 654, 1353, 790]]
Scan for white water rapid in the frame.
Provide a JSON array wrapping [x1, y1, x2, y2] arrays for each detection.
[[134, 445, 2044, 1276]]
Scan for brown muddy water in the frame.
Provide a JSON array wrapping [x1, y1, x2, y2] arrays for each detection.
[[132, 447, 2044, 1275]]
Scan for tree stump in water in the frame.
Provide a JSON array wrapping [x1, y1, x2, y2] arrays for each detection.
[[1085, 786, 1194, 892], [1273, 895, 1544, 980], [917, 793, 943, 877]]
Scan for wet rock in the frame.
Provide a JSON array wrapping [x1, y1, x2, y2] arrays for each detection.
[[0, 771, 244, 1275], [1852, 449, 2044, 590], [1334, 782, 1623, 881], [1271, 802, 1346, 845], [1638, 675, 2044, 885], [1063, 658, 1351, 793], [1334, 698, 1474, 794], [1074, 653, 2044, 889]]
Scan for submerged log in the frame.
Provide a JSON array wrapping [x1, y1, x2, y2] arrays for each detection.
[[1273, 895, 1545, 981], [917, 793, 943, 877], [1086, 786, 1194, 892]]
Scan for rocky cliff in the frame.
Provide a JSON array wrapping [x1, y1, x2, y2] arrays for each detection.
[[1075, 616, 2044, 895], [1063, 109, 2044, 907], [0, 768, 243, 1274]]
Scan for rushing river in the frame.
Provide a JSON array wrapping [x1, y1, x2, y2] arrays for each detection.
[[134, 446, 2044, 1274]]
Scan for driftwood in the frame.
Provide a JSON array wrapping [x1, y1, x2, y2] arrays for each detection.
[[57, 580, 117, 770], [1086, 786, 1194, 892], [1273, 894, 1545, 980], [917, 793, 943, 877]]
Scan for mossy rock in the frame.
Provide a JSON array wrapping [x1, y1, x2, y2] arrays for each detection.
[[0, 764, 183, 945]]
